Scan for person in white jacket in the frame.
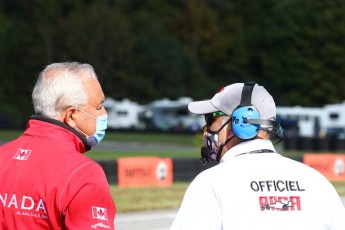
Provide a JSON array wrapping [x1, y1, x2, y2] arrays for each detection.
[[171, 82, 345, 230]]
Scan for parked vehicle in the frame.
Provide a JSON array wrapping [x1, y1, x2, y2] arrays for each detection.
[[140, 97, 204, 132], [104, 98, 145, 130], [104, 97, 204, 132], [277, 101, 345, 138]]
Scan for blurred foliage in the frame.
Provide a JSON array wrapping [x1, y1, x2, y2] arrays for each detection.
[[1, 0, 345, 127]]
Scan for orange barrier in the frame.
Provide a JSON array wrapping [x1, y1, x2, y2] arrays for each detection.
[[303, 154, 345, 181], [118, 157, 173, 187]]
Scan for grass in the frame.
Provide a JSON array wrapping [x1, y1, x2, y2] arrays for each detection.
[[0, 129, 203, 147], [87, 150, 199, 159], [332, 181, 345, 195], [111, 182, 189, 213], [0, 129, 203, 159], [105, 131, 202, 146], [1, 129, 345, 213], [0, 129, 306, 159], [111, 181, 345, 213], [0, 130, 22, 140]]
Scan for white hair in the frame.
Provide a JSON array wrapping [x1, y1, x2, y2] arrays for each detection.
[[32, 62, 98, 119]]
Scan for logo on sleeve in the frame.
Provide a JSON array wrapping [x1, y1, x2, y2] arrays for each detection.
[[13, 149, 32, 160], [92, 207, 108, 221]]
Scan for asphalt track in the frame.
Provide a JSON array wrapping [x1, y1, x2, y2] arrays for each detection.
[[115, 197, 345, 230], [92, 140, 196, 152], [115, 209, 177, 230]]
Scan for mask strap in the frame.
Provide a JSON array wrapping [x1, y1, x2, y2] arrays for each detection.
[[75, 126, 90, 138], [76, 108, 96, 119], [214, 117, 232, 162], [209, 116, 231, 134], [215, 134, 235, 162], [74, 108, 93, 138]]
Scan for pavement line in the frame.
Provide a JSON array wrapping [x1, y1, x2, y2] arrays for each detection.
[[115, 212, 176, 223]]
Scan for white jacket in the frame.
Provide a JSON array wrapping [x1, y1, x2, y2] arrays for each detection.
[[171, 139, 345, 230]]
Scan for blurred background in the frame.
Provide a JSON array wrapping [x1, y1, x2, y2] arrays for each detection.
[[1, 0, 345, 131], [1, 1, 345, 221]]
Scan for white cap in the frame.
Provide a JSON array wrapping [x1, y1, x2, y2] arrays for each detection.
[[188, 83, 276, 120]]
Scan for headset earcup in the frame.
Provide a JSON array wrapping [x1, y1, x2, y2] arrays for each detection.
[[232, 106, 260, 139]]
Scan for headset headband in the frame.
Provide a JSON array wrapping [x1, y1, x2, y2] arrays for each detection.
[[240, 82, 285, 140], [240, 82, 256, 106]]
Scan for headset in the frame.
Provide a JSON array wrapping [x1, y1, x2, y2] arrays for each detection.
[[231, 82, 285, 140]]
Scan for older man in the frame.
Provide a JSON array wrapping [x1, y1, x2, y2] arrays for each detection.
[[0, 62, 115, 229]]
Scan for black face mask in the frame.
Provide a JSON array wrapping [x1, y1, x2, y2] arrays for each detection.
[[200, 117, 233, 165]]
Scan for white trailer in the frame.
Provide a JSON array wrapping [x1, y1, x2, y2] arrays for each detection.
[[277, 101, 345, 138], [319, 101, 345, 138], [276, 106, 322, 138], [104, 98, 144, 129], [142, 97, 205, 132]]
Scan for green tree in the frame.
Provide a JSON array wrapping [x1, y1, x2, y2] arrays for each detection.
[[168, 0, 248, 94], [2, 0, 345, 127], [258, 0, 345, 106]]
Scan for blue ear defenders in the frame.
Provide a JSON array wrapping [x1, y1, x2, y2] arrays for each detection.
[[232, 105, 261, 139], [231, 82, 285, 140], [231, 82, 261, 139]]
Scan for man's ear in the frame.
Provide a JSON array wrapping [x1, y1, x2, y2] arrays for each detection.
[[64, 107, 78, 128]]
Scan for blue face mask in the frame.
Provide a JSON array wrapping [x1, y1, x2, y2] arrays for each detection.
[[75, 109, 107, 146]]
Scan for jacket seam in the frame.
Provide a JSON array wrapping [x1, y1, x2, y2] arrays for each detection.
[[58, 161, 96, 219]]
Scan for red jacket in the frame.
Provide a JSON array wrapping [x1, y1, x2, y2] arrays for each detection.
[[0, 116, 116, 229]]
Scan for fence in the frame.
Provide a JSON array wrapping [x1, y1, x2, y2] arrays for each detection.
[[99, 157, 302, 185], [284, 137, 345, 151]]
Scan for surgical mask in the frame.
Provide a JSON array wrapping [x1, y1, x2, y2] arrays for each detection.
[[75, 109, 107, 146]]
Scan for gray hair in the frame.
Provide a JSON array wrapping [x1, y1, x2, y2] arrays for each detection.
[[32, 62, 98, 119]]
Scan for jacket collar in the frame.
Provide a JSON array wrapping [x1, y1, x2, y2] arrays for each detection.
[[220, 139, 276, 163], [26, 115, 91, 152]]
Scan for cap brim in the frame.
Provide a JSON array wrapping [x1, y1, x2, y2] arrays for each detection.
[[188, 100, 218, 115]]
